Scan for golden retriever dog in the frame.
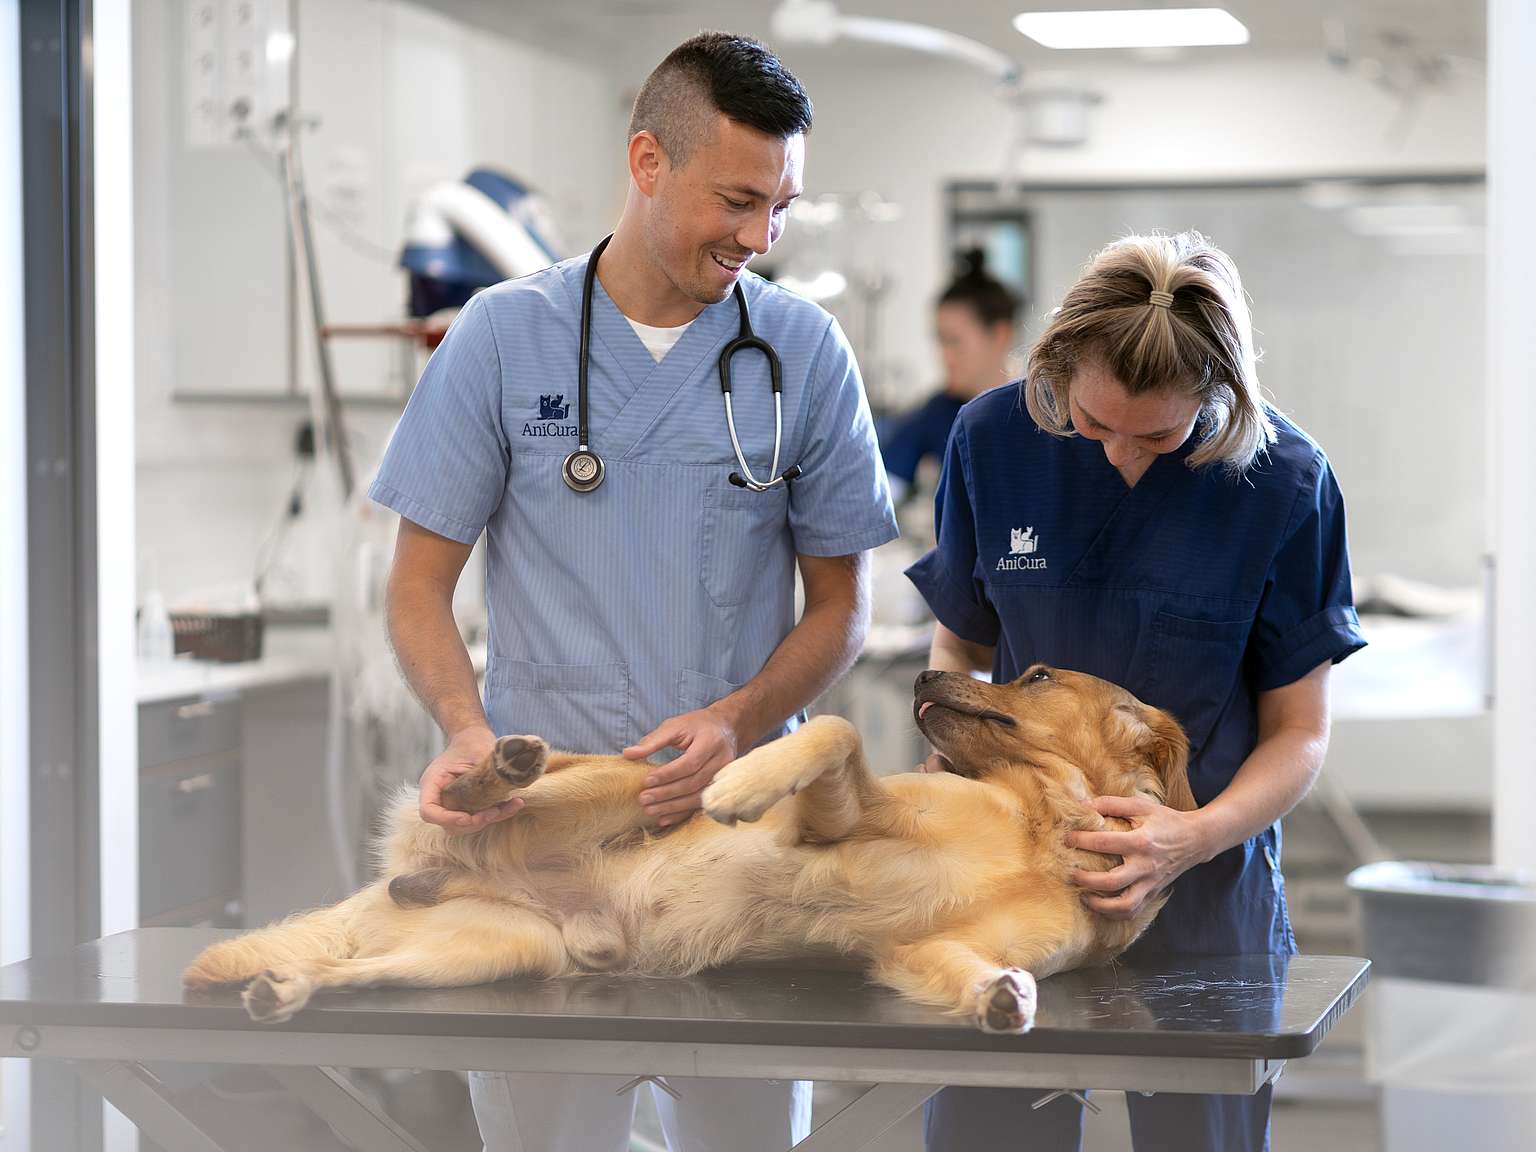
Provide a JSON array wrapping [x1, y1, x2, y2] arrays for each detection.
[[184, 665, 1194, 1033]]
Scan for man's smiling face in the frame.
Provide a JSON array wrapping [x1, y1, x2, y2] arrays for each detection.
[[644, 113, 803, 306]]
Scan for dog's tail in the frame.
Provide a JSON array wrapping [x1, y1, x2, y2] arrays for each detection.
[[182, 886, 377, 989]]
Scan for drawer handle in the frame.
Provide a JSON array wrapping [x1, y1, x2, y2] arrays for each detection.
[[175, 701, 217, 720], [174, 773, 215, 794]]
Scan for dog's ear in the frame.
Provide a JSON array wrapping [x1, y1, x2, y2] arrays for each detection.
[[1139, 705, 1196, 812]]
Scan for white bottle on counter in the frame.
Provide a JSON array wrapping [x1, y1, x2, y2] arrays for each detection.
[[137, 589, 175, 663]]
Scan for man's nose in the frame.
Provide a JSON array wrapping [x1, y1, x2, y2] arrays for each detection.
[[738, 210, 774, 255]]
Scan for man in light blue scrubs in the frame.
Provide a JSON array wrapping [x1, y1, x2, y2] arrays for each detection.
[[369, 32, 897, 1152]]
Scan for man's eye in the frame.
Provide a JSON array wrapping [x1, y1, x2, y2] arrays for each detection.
[[725, 198, 750, 210]]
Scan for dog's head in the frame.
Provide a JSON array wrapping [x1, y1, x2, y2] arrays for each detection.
[[913, 665, 1195, 812]]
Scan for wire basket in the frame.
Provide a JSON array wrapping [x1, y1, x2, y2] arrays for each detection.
[[170, 612, 264, 663]]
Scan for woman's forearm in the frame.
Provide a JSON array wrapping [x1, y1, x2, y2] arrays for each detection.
[[929, 622, 994, 675], [1194, 725, 1327, 859]]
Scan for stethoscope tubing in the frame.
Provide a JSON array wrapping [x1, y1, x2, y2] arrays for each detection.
[[567, 235, 797, 494]]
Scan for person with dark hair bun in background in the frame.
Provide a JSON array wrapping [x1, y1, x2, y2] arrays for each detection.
[[879, 249, 1023, 503]]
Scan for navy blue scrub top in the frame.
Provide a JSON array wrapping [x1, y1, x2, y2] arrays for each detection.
[[879, 391, 965, 488], [906, 384, 1366, 956]]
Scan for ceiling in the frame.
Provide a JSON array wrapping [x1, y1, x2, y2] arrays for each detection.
[[418, 0, 1486, 72]]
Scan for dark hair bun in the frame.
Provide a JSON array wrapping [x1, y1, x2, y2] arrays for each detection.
[[940, 247, 1022, 327]]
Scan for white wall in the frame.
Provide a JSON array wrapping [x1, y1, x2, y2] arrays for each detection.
[[766, 49, 1485, 401], [134, 0, 625, 607], [1487, 0, 1536, 873]]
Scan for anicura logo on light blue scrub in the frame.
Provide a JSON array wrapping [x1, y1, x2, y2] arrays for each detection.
[[524, 393, 577, 437]]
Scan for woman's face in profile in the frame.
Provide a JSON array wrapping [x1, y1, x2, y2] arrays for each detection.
[[936, 303, 1013, 397]]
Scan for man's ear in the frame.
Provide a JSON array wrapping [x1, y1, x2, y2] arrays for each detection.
[[1139, 705, 1196, 812], [628, 130, 666, 196]]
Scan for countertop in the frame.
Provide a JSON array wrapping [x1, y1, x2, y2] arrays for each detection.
[[136, 629, 336, 705]]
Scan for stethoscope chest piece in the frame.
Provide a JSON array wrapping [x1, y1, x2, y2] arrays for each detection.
[[562, 448, 605, 493]]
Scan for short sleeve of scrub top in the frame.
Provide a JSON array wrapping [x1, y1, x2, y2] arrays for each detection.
[[1249, 452, 1366, 690], [786, 318, 900, 557], [904, 419, 1000, 647], [370, 294, 509, 544], [879, 392, 964, 487]]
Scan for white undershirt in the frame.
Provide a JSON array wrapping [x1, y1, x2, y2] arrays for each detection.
[[625, 315, 694, 363]]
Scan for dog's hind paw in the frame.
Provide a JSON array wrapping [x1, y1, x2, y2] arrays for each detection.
[[492, 735, 547, 787], [442, 735, 548, 814], [976, 969, 1036, 1034], [243, 968, 314, 1024]]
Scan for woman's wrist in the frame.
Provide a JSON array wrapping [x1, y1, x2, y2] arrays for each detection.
[[1185, 805, 1232, 867]]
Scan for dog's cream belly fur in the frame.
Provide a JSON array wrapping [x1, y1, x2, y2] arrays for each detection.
[[588, 807, 1025, 976]]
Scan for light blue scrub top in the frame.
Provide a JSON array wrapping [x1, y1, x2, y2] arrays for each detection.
[[370, 253, 898, 754]]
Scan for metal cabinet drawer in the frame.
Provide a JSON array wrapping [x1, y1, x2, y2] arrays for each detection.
[[139, 751, 241, 922], [139, 694, 241, 769]]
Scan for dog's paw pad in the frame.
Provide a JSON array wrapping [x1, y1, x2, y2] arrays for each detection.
[[493, 735, 547, 787], [243, 968, 311, 1024], [977, 969, 1036, 1034]]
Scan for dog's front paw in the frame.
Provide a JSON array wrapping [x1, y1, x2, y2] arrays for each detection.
[[702, 759, 784, 826], [243, 967, 314, 1024], [975, 969, 1036, 1034]]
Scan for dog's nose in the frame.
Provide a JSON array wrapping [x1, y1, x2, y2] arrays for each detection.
[[915, 669, 944, 689]]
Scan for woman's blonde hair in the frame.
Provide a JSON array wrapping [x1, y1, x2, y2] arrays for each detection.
[[1023, 231, 1275, 476]]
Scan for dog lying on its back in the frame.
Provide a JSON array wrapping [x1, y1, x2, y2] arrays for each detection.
[[185, 665, 1194, 1032]]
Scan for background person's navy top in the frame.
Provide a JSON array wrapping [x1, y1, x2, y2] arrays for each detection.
[[906, 384, 1366, 956], [878, 391, 965, 488]]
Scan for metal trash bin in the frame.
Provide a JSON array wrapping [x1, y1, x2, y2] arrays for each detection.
[[1347, 862, 1536, 1151]]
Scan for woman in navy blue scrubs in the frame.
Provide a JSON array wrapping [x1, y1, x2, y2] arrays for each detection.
[[879, 249, 1021, 505], [907, 232, 1366, 1152]]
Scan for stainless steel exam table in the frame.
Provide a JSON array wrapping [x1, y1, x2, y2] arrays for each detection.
[[1, 928, 1369, 1152]]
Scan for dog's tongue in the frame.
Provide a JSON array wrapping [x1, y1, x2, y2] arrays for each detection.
[[918, 701, 934, 719]]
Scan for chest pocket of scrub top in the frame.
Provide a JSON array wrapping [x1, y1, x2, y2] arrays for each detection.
[[486, 660, 631, 750], [699, 485, 790, 608], [1141, 610, 1253, 757]]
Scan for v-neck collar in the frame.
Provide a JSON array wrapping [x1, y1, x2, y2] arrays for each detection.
[[1066, 430, 1199, 586], [561, 256, 740, 458]]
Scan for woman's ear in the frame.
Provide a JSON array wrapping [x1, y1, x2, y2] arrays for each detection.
[[1140, 705, 1196, 812]]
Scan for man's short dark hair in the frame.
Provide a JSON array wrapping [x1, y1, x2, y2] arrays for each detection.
[[628, 32, 813, 168]]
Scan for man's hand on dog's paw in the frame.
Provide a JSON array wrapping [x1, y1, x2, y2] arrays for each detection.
[[976, 969, 1037, 1034], [419, 727, 524, 835]]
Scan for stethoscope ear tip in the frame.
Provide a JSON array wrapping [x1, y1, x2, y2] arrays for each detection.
[[728, 472, 749, 489]]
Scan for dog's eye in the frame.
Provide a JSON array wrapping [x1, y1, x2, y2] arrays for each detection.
[[1028, 669, 1051, 683]]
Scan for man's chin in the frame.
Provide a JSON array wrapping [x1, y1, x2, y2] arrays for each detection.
[[691, 280, 734, 305]]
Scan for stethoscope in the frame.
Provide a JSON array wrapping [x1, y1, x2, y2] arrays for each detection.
[[562, 235, 802, 494]]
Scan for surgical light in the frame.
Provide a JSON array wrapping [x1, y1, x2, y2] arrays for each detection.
[[1012, 7, 1249, 50]]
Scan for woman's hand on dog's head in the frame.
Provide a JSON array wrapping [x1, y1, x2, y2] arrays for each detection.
[[1065, 795, 1209, 919], [419, 727, 525, 835]]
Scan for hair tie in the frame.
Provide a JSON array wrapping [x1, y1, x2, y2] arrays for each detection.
[[1148, 289, 1175, 309]]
